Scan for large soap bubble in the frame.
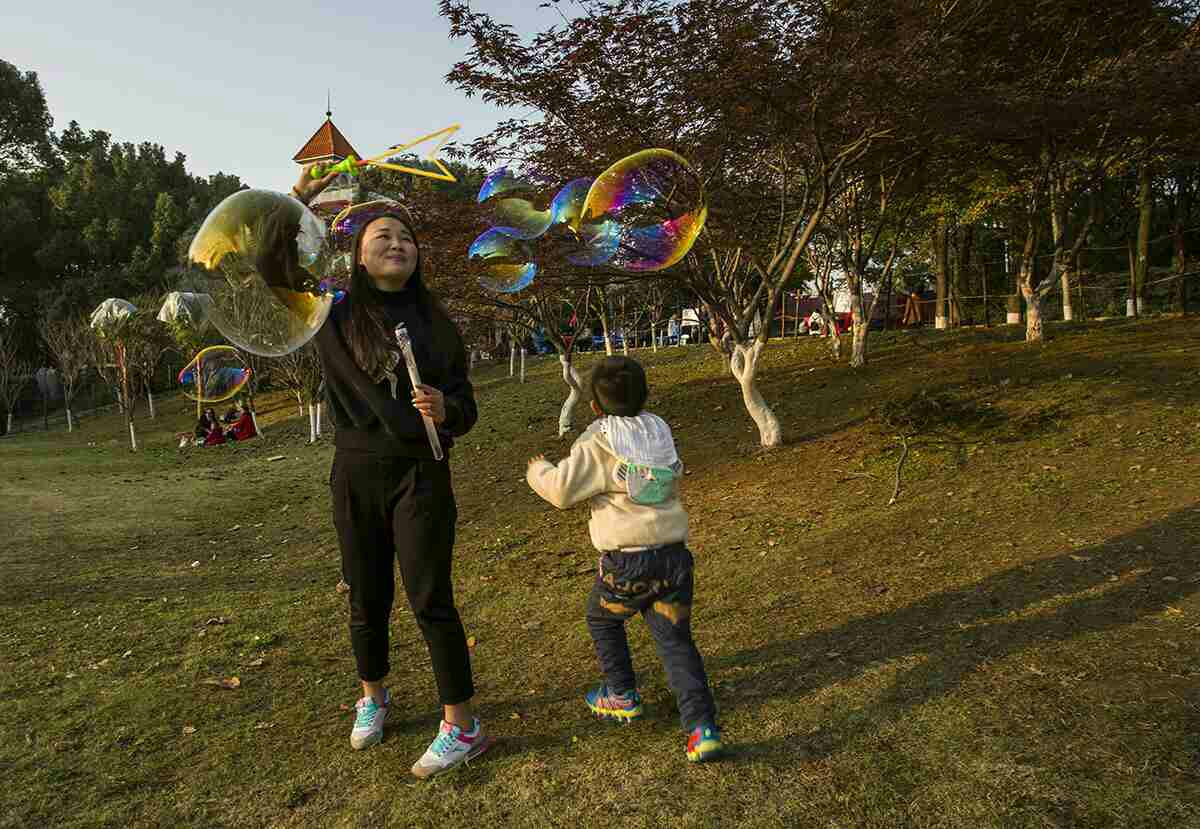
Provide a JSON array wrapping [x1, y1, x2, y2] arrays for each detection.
[[582, 149, 706, 272], [468, 228, 537, 293], [183, 189, 334, 357], [179, 346, 251, 403]]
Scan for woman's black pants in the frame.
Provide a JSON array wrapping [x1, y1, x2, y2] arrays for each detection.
[[331, 450, 474, 705]]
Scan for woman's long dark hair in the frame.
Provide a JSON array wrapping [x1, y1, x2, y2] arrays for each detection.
[[346, 215, 453, 382]]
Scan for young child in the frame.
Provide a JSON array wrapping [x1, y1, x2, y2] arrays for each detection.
[[525, 356, 724, 762]]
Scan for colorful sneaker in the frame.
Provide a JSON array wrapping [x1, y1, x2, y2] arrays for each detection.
[[686, 721, 724, 762], [585, 684, 643, 722], [410, 718, 493, 779], [349, 689, 390, 750]]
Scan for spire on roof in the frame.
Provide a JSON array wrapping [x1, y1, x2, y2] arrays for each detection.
[[293, 109, 360, 165]]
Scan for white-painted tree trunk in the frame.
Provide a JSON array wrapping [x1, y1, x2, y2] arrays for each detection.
[[470, 349, 477, 372], [520, 349, 527, 383], [622, 336, 629, 356], [250, 411, 261, 437], [729, 341, 781, 448], [651, 322, 658, 352], [1060, 271, 1074, 321], [128, 420, 138, 451], [509, 344, 517, 377], [1007, 310, 1021, 324], [316, 402, 323, 436], [147, 389, 156, 419], [66, 408, 73, 433], [558, 354, 583, 437], [850, 320, 869, 368], [1127, 298, 1137, 317], [935, 315, 948, 330], [307, 403, 317, 444], [297, 393, 304, 418], [6, 412, 12, 434]]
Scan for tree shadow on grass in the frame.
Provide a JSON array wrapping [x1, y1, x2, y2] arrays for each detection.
[[703, 505, 1200, 764]]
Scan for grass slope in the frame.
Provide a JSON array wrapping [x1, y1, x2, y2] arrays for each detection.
[[2, 318, 1199, 828]]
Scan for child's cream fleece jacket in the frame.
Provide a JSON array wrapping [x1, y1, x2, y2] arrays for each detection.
[[526, 414, 689, 552]]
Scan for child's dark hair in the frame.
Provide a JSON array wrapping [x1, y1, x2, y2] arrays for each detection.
[[590, 356, 649, 417]]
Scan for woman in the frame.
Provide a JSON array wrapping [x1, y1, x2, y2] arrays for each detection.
[[225, 401, 257, 442], [291, 167, 487, 779], [194, 409, 216, 442]]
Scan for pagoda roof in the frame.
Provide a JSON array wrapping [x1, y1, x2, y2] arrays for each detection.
[[293, 117, 360, 163]]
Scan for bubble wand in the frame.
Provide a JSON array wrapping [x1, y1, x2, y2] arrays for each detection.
[[310, 124, 461, 183], [394, 323, 444, 461]]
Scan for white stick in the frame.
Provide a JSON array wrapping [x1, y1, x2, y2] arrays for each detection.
[[395, 324, 444, 461]]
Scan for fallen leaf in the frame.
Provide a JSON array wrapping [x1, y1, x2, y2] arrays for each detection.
[[510, 712, 522, 720], [190, 561, 200, 568], [202, 676, 241, 690], [245, 658, 264, 668], [121, 650, 133, 658], [253, 721, 275, 730], [1069, 555, 1091, 562], [204, 616, 229, 626]]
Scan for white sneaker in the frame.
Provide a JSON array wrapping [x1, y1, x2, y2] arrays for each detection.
[[410, 718, 492, 779], [349, 689, 390, 750]]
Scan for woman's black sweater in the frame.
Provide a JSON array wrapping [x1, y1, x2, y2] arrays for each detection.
[[313, 283, 477, 457]]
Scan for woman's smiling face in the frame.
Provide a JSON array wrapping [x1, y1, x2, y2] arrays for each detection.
[[359, 217, 418, 291]]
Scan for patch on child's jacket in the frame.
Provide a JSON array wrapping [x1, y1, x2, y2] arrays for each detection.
[[615, 461, 680, 505]]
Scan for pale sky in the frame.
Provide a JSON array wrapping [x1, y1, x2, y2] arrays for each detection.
[[2, 1, 568, 192]]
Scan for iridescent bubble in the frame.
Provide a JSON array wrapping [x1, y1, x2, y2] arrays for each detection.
[[469, 228, 537, 293], [183, 189, 334, 357], [488, 198, 552, 240], [549, 178, 594, 229], [179, 346, 250, 403], [477, 167, 536, 203], [581, 149, 707, 272], [541, 219, 620, 268]]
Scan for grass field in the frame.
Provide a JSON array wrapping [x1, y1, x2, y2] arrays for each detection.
[[2, 317, 1199, 828]]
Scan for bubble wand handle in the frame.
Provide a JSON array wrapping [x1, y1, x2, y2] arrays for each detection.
[[394, 324, 444, 461], [309, 155, 361, 179]]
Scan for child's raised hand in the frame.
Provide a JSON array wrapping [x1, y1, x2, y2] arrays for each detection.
[[528, 454, 546, 466]]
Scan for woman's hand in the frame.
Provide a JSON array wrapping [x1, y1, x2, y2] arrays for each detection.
[[412, 384, 446, 425], [292, 163, 340, 205]]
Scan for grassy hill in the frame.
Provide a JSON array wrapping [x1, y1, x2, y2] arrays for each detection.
[[2, 317, 1198, 828]]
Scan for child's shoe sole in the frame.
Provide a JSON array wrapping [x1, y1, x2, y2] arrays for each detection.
[[586, 699, 643, 722], [686, 736, 724, 762]]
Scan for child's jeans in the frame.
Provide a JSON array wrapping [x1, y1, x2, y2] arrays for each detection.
[[585, 542, 717, 730]]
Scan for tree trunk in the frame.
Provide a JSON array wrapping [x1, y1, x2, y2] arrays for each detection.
[[509, 344, 517, 377], [127, 417, 138, 451], [520, 348, 527, 383], [933, 217, 949, 330], [316, 402, 323, 437], [622, 336, 629, 356], [1174, 171, 1190, 314], [1134, 163, 1152, 314], [730, 341, 781, 448], [6, 412, 12, 434], [251, 411, 261, 437], [558, 354, 582, 437], [66, 407, 73, 433], [1024, 292, 1045, 342], [147, 388, 156, 419], [307, 403, 317, 444], [651, 322, 658, 352]]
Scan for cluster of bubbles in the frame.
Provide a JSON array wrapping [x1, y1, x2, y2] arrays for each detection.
[[178, 149, 706, 357], [469, 148, 707, 293], [178, 345, 250, 403]]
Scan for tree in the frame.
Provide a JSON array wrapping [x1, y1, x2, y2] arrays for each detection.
[[0, 60, 54, 178], [276, 342, 324, 443], [124, 297, 174, 419], [441, 0, 896, 447], [38, 313, 90, 431], [88, 298, 140, 450], [0, 324, 32, 435]]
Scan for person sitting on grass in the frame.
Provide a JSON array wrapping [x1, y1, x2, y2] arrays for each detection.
[[225, 401, 257, 442], [525, 355, 725, 763], [194, 409, 217, 443]]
